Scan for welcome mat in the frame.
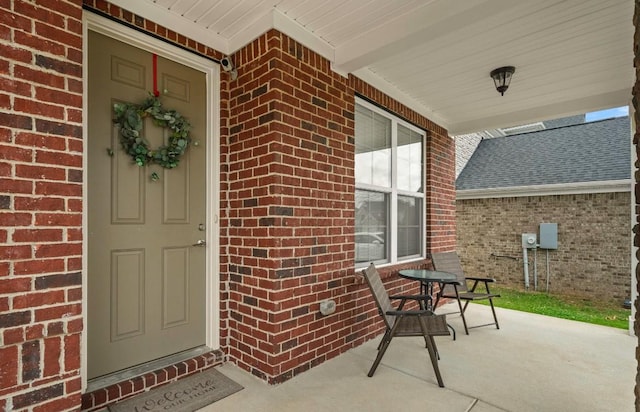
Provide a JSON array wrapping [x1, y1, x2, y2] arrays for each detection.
[[109, 368, 243, 412]]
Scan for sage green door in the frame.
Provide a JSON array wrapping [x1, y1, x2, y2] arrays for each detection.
[[88, 31, 207, 379]]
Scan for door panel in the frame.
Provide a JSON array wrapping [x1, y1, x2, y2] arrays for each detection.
[[110, 249, 145, 340], [162, 247, 190, 327], [111, 141, 145, 223], [163, 162, 190, 223], [88, 31, 207, 379]]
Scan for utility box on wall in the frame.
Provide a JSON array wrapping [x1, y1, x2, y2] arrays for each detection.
[[539, 223, 558, 249]]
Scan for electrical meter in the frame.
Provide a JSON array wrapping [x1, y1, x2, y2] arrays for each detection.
[[521, 233, 537, 249]]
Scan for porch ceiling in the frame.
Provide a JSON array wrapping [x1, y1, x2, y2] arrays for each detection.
[[111, 0, 633, 135]]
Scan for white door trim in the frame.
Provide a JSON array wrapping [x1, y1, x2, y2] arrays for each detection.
[[82, 12, 221, 390]]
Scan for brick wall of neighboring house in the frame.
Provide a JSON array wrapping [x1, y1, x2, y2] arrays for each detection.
[[1, 0, 456, 409], [0, 1, 84, 411], [457, 192, 632, 302]]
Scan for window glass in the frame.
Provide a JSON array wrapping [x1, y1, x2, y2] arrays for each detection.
[[355, 190, 387, 263], [397, 124, 423, 192], [355, 105, 391, 187], [354, 100, 425, 266], [397, 196, 422, 258]]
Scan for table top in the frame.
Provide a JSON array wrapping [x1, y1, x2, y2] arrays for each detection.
[[398, 269, 458, 283]]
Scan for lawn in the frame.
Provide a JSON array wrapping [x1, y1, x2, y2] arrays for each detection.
[[475, 286, 630, 329]]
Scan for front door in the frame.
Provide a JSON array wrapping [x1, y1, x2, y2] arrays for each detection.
[[87, 31, 208, 379]]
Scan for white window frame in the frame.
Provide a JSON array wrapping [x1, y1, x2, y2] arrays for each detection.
[[355, 98, 426, 268]]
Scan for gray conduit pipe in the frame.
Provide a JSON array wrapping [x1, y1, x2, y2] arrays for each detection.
[[523, 246, 529, 289]]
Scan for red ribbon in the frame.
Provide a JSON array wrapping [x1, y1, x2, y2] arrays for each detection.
[[152, 53, 159, 97]]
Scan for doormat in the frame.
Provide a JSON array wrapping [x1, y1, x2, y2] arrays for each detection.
[[109, 368, 243, 412]]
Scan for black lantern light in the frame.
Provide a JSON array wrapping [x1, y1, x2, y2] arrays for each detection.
[[490, 66, 516, 96]]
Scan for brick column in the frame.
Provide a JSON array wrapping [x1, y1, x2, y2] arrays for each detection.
[[0, 1, 84, 410], [224, 31, 357, 383]]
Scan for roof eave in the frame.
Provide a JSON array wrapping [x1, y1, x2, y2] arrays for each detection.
[[456, 179, 632, 200]]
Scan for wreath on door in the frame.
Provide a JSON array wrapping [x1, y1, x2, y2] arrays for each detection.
[[113, 93, 191, 169]]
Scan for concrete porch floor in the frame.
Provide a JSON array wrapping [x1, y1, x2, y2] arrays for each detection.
[[201, 304, 636, 412]]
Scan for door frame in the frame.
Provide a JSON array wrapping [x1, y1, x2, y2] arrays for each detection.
[[82, 12, 221, 390]]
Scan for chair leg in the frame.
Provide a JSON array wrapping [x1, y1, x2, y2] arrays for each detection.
[[368, 338, 391, 377], [447, 324, 456, 341], [429, 335, 441, 360], [488, 298, 500, 329], [433, 293, 441, 310], [454, 287, 469, 335], [426, 337, 444, 387], [422, 334, 430, 348], [464, 298, 500, 330], [377, 329, 391, 350], [368, 326, 396, 377], [433, 293, 457, 341], [457, 299, 469, 335], [419, 317, 445, 387]]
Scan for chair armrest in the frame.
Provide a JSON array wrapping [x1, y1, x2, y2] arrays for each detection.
[[465, 276, 496, 283], [385, 309, 433, 317], [389, 294, 430, 310], [389, 294, 430, 301], [466, 277, 496, 293]]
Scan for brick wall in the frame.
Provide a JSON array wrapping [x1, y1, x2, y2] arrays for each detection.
[[457, 192, 631, 302], [224, 31, 456, 384], [223, 30, 358, 383], [1, 0, 457, 409], [0, 1, 84, 411]]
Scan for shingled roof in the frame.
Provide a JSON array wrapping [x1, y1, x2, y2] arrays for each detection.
[[456, 116, 630, 191]]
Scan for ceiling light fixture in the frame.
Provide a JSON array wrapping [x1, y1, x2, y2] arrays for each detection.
[[490, 66, 516, 96]]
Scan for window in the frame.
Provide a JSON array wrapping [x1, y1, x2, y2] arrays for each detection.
[[355, 99, 425, 266]]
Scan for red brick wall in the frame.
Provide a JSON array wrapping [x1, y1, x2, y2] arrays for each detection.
[[224, 31, 456, 383], [1, 1, 457, 408], [224, 30, 358, 383], [426, 128, 457, 252], [0, 0, 84, 410]]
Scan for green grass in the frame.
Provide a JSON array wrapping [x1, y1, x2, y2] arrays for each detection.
[[475, 286, 630, 329]]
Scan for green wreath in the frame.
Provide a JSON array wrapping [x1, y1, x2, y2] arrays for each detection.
[[113, 93, 191, 169]]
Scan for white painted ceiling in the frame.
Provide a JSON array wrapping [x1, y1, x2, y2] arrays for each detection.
[[111, 0, 634, 135]]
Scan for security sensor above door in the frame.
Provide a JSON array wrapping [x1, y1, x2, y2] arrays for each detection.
[[220, 55, 237, 80]]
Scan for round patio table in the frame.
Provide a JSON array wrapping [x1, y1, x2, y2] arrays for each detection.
[[398, 269, 458, 304]]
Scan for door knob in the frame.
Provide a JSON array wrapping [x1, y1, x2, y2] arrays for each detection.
[[192, 240, 206, 247]]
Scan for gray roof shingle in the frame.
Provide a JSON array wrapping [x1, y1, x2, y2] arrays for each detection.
[[456, 116, 630, 190]]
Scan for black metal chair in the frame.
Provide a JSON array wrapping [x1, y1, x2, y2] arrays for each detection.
[[361, 263, 450, 387], [432, 252, 500, 335]]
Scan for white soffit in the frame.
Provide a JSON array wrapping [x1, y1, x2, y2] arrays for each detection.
[[104, 0, 634, 135], [107, 0, 229, 52]]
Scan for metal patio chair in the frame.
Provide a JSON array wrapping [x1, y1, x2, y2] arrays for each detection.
[[362, 263, 450, 387], [431, 251, 501, 335]]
